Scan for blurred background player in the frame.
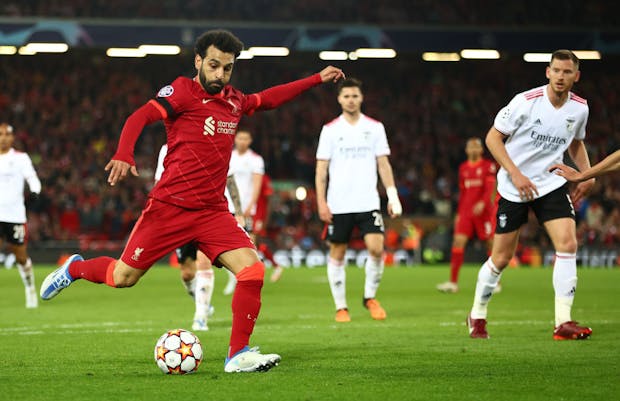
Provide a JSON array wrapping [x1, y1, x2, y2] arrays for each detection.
[[155, 143, 237, 331], [39, 29, 345, 372], [467, 50, 595, 340], [315, 78, 402, 322], [550, 149, 620, 181], [254, 174, 283, 282], [437, 137, 497, 293], [0, 122, 41, 308], [223, 130, 282, 294]]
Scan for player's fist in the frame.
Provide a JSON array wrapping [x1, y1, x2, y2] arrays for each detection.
[[319, 66, 345, 83]]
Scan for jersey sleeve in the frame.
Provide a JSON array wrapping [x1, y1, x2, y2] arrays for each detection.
[[574, 107, 589, 141], [253, 154, 265, 175], [494, 94, 528, 136], [315, 126, 332, 160], [21, 154, 41, 194], [154, 144, 167, 181], [374, 122, 391, 157], [151, 77, 191, 119]]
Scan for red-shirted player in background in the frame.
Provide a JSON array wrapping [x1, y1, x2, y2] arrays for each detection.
[[40, 29, 344, 373], [253, 174, 284, 282], [437, 137, 498, 293]]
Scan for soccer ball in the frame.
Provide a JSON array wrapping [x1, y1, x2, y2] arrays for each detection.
[[154, 329, 203, 374]]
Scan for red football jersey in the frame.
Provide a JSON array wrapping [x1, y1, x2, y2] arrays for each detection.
[[254, 174, 274, 221], [150, 76, 261, 210], [457, 158, 497, 216]]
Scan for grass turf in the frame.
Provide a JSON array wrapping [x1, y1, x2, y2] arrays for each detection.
[[0, 264, 618, 401]]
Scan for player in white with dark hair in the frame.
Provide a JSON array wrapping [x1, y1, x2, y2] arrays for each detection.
[[466, 50, 596, 340], [222, 129, 270, 295], [315, 77, 402, 322], [0, 122, 41, 308]]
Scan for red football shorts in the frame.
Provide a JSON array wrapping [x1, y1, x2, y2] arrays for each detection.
[[120, 198, 254, 269], [454, 212, 494, 241]]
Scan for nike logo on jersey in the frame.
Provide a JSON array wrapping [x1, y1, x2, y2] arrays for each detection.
[[202, 99, 214, 104]]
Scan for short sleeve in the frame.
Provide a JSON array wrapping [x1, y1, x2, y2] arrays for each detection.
[[253, 154, 265, 175], [316, 126, 332, 160], [494, 94, 528, 136], [574, 107, 589, 141], [374, 122, 391, 157]]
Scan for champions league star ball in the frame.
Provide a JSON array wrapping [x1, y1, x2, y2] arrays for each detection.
[[154, 329, 203, 374]]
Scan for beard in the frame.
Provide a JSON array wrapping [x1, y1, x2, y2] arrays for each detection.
[[199, 70, 224, 95]]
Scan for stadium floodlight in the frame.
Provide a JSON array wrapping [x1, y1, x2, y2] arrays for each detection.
[[348, 51, 358, 60], [572, 50, 601, 60], [460, 49, 500, 59], [106, 48, 146, 58], [247, 47, 290, 57], [354, 48, 397, 59], [237, 50, 254, 60], [319, 51, 348, 61], [18, 46, 37, 55], [295, 186, 307, 201], [138, 45, 181, 55], [422, 52, 460, 62], [523, 53, 551, 63], [0, 46, 17, 55], [21, 43, 69, 54]]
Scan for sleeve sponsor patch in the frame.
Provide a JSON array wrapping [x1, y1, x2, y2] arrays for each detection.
[[157, 85, 174, 98]]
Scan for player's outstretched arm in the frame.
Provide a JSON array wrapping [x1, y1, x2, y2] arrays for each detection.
[[566, 139, 596, 204], [255, 66, 344, 111], [551, 149, 620, 182], [106, 102, 163, 186]]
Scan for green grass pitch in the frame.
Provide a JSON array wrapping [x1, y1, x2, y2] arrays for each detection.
[[1, 264, 618, 401]]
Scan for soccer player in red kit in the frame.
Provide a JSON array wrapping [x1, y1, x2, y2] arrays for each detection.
[[253, 174, 283, 282], [40, 29, 344, 373], [437, 137, 497, 293]]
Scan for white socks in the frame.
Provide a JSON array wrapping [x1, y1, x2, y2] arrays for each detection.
[[182, 277, 196, 296], [364, 255, 384, 299], [327, 257, 347, 310], [553, 252, 577, 326], [470, 258, 502, 319], [17, 257, 35, 289], [195, 269, 215, 318]]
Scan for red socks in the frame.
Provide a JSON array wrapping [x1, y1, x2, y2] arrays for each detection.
[[450, 247, 465, 283], [228, 262, 265, 358], [69, 257, 117, 287]]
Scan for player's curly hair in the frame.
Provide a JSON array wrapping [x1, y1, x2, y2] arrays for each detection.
[[337, 77, 363, 94], [194, 29, 244, 58]]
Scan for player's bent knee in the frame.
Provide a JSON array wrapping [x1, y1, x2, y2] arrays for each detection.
[[112, 262, 144, 288]]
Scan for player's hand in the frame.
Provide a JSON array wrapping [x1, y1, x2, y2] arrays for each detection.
[[511, 171, 538, 201], [549, 163, 584, 182], [570, 178, 595, 204], [319, 66, 345, 83], [318, 202, 333, 223], [472, 201, 485, 216], [105, 159, 139, 186]]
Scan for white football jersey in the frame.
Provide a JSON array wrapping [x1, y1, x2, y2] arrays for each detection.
[[154, 144, 168, 182], [316, 114, 390, 213], [0, 148, 41, 223], [494, 85, 588, 202], [226, 149, 265, 214]]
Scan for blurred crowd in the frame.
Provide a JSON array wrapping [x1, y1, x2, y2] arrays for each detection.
[[1, 52, 618, 251], [1, 0, 613, 27]]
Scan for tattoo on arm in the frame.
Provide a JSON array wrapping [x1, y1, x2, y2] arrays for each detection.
[[227, 175, 242, 214]]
